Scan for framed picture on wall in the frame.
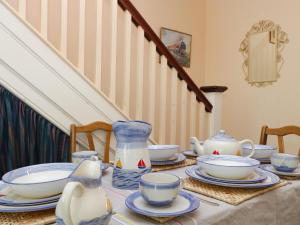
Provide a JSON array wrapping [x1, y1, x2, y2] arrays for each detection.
[[160, 27, 192, 68]]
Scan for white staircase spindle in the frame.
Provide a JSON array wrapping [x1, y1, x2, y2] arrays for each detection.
[[40, 0, 48, 38], [135, 26, 144, 120], [95, 0, 103, 90], [122, 10, 131, 114], [109, 0, 118, 102], [60, 0, 68, 56], [148, 41, 156, 138], [78, 0, 86, 74], [18, 0, 26, 19], [169, 68, 178, 144], [180, 81, 188, 148], [158, 56, 168, 144], [190, 92, 197, 137]]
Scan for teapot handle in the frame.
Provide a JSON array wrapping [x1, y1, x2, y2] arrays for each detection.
[[60, 182, 83, 225], [239, 139, 255, 158]]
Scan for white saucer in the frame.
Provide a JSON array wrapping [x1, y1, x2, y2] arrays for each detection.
[[125, 191, 200, 217], [151, 154, 186, 166], [183, 150, 198, 157], [0, 200, 57, 213], [260, 164, 300, 177]]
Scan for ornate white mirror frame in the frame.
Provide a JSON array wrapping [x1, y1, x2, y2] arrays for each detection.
[[239, 20, 289, 86]]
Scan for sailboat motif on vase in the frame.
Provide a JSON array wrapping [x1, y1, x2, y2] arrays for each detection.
[[137, 159, 146, 169]]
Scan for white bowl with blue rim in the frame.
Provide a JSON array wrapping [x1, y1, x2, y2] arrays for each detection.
[[197, 155, 260, 180], [72, 151, 98, 164], [148, 145, 179, 161], [2, 163, 75, 199], [271, 153, 299, 172], [241, 144, 277, 160], [139, 173, 181, 206]]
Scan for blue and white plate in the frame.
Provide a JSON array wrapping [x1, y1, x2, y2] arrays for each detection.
[[186, 166, 280, 188], [260, 164, 300, 177], [151, 154, 186, 166], [195, 167, 267, 184], [183, 150, 198, 157], [0, 200, 57, 213], [0, 181, 60, 206], [125, 191, 200, 217]]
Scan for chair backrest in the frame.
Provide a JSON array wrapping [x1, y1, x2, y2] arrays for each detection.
[[70, 121, 113, 163], [259, 125, 300, 154]]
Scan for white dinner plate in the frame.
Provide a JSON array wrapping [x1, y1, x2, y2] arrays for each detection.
[[151, 154, 186, 166], [0, 200, 57, 213], [260, 164, 300, 177], [0, 181, 60, 206], [186, 166, 280, 188], [125, 191, 199, 217], [195, 167, 267, 184]]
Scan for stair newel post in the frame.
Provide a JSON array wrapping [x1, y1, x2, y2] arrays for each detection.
[[200, 86, 228, 137]]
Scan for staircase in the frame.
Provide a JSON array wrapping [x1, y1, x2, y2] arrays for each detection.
[[0, 0, 214, 155]]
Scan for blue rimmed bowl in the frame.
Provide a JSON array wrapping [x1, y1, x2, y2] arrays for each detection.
[[197, 155, 260, 180], [2, 163, 76, 198], [148, 145, 179, 161], [271, 153, 299, 172], [139, 173, 181, 206]]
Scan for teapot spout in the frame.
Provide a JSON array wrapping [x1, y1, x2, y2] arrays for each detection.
[[190, 137, 204, 156]]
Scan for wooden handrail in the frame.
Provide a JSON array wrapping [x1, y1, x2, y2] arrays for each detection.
[[118, 0, 212, 112]]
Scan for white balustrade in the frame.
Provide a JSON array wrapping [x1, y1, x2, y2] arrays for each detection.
[[95, 0, 103, 90], [109, 0, 118, 103], [78, 0, 85, 73], [158, 56, 168, 144], [148, 41, 156, 138], [60, 0, 68, 56], [169, 68, 178, 144], [190, 92, 197, 137], [122, 10, 132, 114], [180, 81, 188, 148], [40, 0, 48, 38], [135, 26, 144, 120], [18, 0, 26, 19]]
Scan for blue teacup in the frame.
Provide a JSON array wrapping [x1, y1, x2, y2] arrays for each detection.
[[139, 173, 181, 206]]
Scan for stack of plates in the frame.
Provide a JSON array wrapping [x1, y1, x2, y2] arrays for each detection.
[[186, 166, 280, 188], [0, 163, 76, 213], [151, 153, 186, 166], [260, 164, 300, 177]]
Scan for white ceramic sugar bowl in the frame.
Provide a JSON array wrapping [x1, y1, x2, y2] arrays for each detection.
[[56, 157, 112, 225]]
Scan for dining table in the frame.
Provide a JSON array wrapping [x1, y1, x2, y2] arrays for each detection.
[[63, 165, 300, 225]]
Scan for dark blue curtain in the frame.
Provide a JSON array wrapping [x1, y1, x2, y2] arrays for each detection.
[[0, 85, 70, 177]]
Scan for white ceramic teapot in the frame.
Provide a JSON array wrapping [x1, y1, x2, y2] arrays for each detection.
[[190, 130, 255, 157], [56, 157, 112, 225]]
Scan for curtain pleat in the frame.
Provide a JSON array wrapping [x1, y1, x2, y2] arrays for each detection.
[[0, 85, 70, 176]]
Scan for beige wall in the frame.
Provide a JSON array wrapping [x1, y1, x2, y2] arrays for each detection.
[[205, 0, 300, 153], [130, 0, 206, 86]]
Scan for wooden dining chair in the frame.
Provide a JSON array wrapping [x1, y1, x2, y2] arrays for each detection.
[[259, 125, 300, 155], [70, 121, 113, 163]]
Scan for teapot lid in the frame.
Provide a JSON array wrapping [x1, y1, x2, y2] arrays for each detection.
[[210, 130, 236, 142]]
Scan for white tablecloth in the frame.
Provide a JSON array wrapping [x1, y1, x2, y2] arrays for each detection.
[[101, 167, 300, 225]]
